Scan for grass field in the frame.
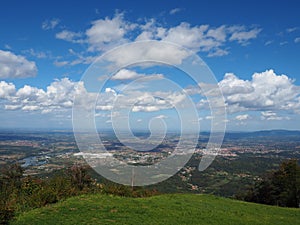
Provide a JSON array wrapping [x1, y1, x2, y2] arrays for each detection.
[[11, 194, 299, 225]]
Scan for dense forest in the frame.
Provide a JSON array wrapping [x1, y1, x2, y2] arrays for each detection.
[[242, 159, 299, 207]]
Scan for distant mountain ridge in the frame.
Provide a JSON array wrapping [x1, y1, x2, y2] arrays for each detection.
[[0, 129, 299, 139], [222, 129, 300, 139], [249, 129, 300, 136]]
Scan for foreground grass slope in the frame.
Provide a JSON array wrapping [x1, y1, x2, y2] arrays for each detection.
[[12, 194, 299, 225]]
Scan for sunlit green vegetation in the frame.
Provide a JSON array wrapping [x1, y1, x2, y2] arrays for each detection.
[[11, 194, 299, 225]]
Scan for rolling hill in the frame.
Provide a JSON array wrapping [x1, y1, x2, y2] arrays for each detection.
[[11, 194, 299, 225]]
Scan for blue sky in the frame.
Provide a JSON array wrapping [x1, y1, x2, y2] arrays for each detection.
[[0, 0, 300, 131]]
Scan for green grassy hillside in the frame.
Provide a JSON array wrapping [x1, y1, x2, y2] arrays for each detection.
[[11, 194, 299, 225]]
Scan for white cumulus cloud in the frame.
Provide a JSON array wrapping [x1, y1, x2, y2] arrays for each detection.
[[56, 13, 262, 65], [0, 50, 37, 78], [111, 69, 164, 81], [0, 81, 16, 98], [261, 111, 290, 121], [56, 30, 84, 43], [235, 114, 249, 121], [189, 69, 300, 117], [86, 13, 136, 51], [229, 27, 261, 45], [219, 70, 300, 113], [0, 78, 87, 113]]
